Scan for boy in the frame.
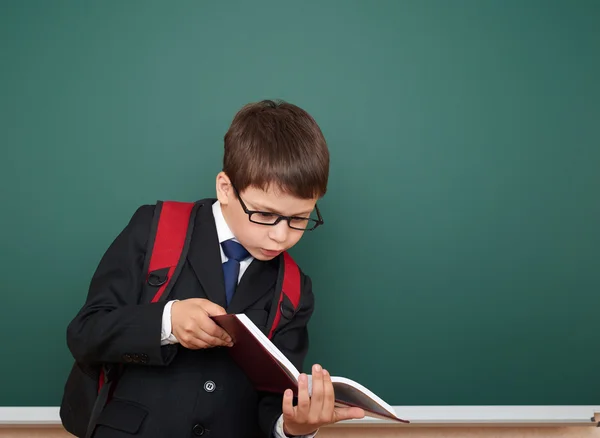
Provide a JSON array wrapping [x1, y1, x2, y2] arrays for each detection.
[[65, 100, 365, 437]]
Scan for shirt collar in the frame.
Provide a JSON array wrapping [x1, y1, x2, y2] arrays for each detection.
[[212, 200, 237, 244]]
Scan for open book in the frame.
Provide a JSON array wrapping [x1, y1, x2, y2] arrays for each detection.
[[212, 313, 409, 423]]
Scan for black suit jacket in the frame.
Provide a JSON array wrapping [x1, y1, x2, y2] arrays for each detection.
[[66, 199, 315, 438]]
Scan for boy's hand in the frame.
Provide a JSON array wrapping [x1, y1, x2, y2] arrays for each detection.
[[282, 364, 365, 436], [171, 299, 233, 349]]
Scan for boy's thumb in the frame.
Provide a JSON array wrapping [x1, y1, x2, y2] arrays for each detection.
[[334, 407, 365, 422], [201, 299, 227, 316]]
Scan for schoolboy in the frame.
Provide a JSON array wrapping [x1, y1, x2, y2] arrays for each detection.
[[65, 100, 365, 437]]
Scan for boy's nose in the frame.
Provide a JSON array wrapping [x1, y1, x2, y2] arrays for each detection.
[[268, 220, 289, 243]]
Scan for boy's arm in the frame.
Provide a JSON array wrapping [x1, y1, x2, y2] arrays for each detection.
[[257, 274, 317, 437], [66, 204, 178, 367]]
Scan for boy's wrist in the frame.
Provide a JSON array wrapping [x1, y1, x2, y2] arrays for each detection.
[[274, 414, 318, 438], [160, 300, 179, 345]]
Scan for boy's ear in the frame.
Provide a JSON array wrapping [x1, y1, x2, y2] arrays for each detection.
[[216, 171, 232, 205]]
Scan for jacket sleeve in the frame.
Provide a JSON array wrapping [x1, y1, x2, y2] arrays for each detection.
[[257, 272, 316, 437], [66, 204, 178, 367]]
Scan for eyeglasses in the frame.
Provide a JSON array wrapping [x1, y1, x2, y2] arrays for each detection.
[[232, 185, 324, 231]]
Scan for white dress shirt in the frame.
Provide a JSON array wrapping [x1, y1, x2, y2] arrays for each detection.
[[160, 201, 318, 438]]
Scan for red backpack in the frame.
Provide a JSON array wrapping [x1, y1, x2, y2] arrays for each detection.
[[60, 200, 303, 438]]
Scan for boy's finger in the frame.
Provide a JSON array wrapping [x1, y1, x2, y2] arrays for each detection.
[[183, 337, 210, 350], [321, 369, 335, 420], [195, 329, 230, 347], [296, 373, 310, 423], [308, 365, 324, 422], [198, 317, 233, 342], [282, 389, 295, 419]]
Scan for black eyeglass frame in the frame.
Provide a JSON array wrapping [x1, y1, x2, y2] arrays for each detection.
[[232, 185, 324, 231]]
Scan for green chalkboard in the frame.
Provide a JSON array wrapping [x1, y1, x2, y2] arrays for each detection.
[[2, 0, 599, 407]]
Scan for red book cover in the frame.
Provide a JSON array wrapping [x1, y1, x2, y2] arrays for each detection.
[[212, 314, 299, 395]]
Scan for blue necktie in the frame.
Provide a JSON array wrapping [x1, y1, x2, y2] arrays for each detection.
[[221, 239, 250, 306]]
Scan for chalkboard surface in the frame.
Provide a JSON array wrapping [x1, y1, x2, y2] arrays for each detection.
[[2, 0, 598, 407]]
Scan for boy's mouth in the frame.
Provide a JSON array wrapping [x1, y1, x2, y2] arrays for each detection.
[[260, 248, 282, 257]]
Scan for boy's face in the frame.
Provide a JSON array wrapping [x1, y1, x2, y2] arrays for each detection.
[[216, 172, 317, 261]]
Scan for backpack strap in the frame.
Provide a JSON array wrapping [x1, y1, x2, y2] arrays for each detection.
[[268, 251, 302, 339], [142, 200, 198, 303]]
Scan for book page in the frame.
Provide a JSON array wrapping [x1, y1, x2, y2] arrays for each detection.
[[237, 313, 300, 381], [330, 376, 398, 418]]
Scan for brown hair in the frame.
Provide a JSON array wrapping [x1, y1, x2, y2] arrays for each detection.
[[223, 99, 329, 199]]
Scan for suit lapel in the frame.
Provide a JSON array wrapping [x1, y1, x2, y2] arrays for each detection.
[[187, 201, 228, 308], [227, 257, 279, 314]]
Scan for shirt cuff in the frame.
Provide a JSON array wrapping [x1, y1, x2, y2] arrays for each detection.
[[273, 414, 319, 438], [160, 300, 179, 345]]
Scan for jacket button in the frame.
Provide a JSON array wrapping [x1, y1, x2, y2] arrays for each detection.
[[192, 424, 205, 436], [123, 354, 132, 363], [204, 381, 216, 392]]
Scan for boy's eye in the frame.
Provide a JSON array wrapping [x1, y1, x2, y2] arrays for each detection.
[[290, 217, 309, 226], [254, 212, 277, 222]]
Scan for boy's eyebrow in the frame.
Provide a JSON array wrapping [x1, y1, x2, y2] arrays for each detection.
[[248, 201, 312, 217]]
